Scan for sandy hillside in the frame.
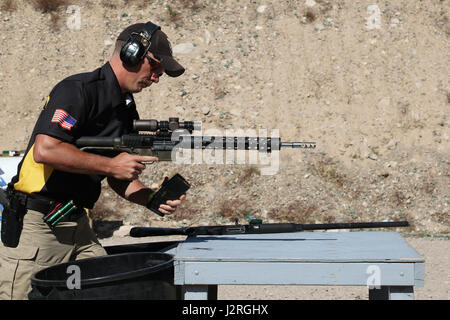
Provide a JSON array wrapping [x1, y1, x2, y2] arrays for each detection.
[[0, 0, 448, 299]]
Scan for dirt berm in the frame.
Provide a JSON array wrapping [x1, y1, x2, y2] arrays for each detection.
[[0, 0, 448, 299]]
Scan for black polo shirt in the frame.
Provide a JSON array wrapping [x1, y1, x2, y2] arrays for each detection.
[[11, 62, 139, 208]]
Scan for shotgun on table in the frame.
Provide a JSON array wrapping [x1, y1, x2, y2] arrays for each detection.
[[129, 220, 410, 237]]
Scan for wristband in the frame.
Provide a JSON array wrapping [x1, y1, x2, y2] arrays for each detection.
[[146, 191, 155, 208]]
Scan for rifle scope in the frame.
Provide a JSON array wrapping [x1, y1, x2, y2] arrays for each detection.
[[133, 118, 201, 133]]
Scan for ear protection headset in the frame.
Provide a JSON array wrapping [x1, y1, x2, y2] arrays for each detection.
[[120, 22, 161, 67]]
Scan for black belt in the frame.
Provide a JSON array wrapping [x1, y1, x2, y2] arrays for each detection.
[[12, 190, 84, 216], [26, 197, 61, 214], [26, 196, 86, 222], [10, 190, 65, 214]]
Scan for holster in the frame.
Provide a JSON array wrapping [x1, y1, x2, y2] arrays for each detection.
[[0, 188, 27, 248]]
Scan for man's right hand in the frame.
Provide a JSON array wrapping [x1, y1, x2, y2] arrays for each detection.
[[109, 153, 158, 181]]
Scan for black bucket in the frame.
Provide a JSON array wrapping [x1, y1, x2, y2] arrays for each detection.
[[104, 241, 181, 255], [29, 252, 176, 300]]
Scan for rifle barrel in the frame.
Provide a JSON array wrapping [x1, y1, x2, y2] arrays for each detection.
[[179, 136, 316, 151], [281, 142, 316, 149], [299, 221, 409, 231]]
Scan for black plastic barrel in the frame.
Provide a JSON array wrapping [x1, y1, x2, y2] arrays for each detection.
[[29, 252, 176, 300], [104, 241, 181, 255]]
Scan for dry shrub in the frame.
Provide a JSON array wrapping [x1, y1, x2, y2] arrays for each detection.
[[310, 155, 347, 188], [49, 12, 61, 31], [302, 0, 333, 24], [166, 5, 181, 23], [268, 200, 318, 224], [391, 190, 406, 207], [238, 165, 260, 184], [1, 0, 18, 12], [32, 0, 67, 13], [164, 0, 206, 25], [213, 79, 228, 100], [181, 0, 202, 10], [435, 9, 450, 36], [218, 198, 254, 220], [123, 0, 148, 9], [304, 9, 316, 23], [101, 0, 117, 9], [430, 210, 450, 226], [421, 180, 436, 195], [31, 0, 67, 31]]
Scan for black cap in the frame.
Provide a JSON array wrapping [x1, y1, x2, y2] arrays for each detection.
[[117, 23, 185, 77]]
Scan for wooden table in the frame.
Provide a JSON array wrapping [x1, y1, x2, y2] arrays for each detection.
[[169, 232, 424, 300]]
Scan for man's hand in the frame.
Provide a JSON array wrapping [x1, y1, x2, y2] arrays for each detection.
[[158, 194, 186, 215], [109, 153, 158, 181], [107, 178, 187, 216]]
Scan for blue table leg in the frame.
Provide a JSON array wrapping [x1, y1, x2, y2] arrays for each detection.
[[182, 285, 218, 300]]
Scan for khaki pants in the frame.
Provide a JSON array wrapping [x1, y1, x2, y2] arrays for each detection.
[[0, 209, 106, 300]]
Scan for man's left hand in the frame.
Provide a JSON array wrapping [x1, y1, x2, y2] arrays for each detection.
[[158, 194, 186, 215]]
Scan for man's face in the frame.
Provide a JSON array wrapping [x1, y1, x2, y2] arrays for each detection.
[[127, 52, 164, 93]]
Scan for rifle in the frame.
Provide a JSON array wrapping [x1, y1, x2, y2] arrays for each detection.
[[75, 118, 316, 161], [129, 220, 410, 237]]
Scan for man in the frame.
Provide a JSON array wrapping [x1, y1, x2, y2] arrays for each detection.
[[0, 22, 186, 299]]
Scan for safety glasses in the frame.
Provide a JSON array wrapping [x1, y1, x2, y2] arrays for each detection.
[[146, 55, 164, 77], [146, 54, 159, 66]]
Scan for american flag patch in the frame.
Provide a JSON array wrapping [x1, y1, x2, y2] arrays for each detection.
[[51, 109, 76, 130]]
